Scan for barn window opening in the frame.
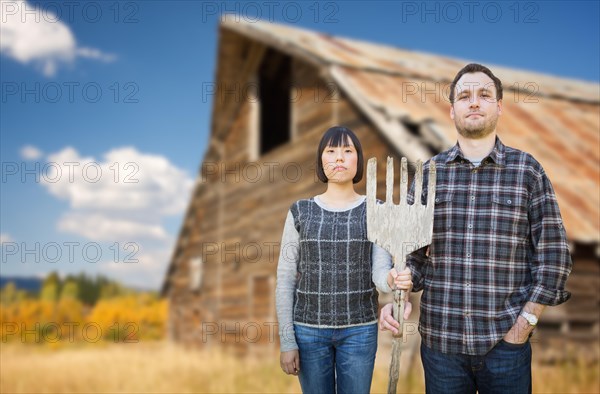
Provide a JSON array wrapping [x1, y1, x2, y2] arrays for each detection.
[[402, 120, 420, 137], [259, 48, 292, 155], [401, 119, 440, 156]]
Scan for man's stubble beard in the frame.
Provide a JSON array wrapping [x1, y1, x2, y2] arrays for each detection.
[[455, 114, 499, 140]]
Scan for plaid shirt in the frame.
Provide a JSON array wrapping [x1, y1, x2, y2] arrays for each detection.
[[408, 137, 572, 356]]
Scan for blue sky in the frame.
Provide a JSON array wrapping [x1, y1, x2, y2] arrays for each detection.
[[1, 0, 599, 290]]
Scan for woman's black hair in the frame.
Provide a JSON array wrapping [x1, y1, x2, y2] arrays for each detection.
[[315, 126, 364, 184]]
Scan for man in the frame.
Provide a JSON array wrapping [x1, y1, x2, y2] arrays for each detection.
[[379, 63, 572, 394]]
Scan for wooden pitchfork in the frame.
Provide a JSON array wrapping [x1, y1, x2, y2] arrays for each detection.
[[366, 157, 436, 394]]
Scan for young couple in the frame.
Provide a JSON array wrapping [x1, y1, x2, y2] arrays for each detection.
[[276, 64, 572, 394]]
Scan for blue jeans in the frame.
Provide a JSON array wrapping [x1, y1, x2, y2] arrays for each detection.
[[420, 340, 532, 394], [294, 323, 378, 394]]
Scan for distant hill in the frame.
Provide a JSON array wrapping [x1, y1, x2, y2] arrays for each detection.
[[0, 276, 43, 292], [0, 274, 156, 298]]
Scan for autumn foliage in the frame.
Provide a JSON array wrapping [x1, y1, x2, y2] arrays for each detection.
[[0, 273, 167, 344]]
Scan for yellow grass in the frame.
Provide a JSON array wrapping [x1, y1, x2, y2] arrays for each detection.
[[1, 341, 598, 393]]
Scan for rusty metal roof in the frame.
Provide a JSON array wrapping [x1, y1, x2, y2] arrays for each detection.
[[220, 17, 599, 243], [222, 17, 599, 103]]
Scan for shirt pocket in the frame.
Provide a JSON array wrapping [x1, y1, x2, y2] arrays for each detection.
[[490, 194, 529, 240], [489, 193, 529, 264], [432, 192, 453, 232]]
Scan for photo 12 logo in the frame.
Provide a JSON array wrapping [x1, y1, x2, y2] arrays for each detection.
[[2, 321, 139, 343], [1, 161, 139, 184], [201, 161, 304, 184], [400, 1, 540, 24], [1, 82, 140, 104], [0, 1, 140, 24], [201, 81, 339, 105], [1, 242, 139, 264], [200, 1, 340, 24]]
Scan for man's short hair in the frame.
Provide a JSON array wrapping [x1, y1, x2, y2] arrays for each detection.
[[449, 63, 503, 104]]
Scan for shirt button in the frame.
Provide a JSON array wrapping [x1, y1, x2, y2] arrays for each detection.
[[466, 253, 471, 258], [470, 196, 475, 201], [435, 198, 440, 203], [465, 282, 471, 287], [467, 224, 473, 229], [472, 169, 477, 173], [507, 199, 512, 205], [464, 311, 470, 316]]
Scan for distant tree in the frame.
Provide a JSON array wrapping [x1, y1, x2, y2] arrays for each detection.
[[36, 271, 136, 305], [1, 282, 34, 304], [75, 272, 100, 305], [39, 272, 61, 302], [60, 280, 79, 301], [100, 281, 127, 299], [0, 282, 17, 304]]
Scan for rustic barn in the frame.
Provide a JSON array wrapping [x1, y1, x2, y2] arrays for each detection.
[[161, 16, 600, 361]]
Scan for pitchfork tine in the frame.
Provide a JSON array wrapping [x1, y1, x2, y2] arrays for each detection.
[[386, 157, 394, 203], [399, 157, 407, 204], [414, 161, 423, 206], [428, 161, 437, 207]]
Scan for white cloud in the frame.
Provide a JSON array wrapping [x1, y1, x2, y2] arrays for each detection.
[[0, 0, 116, 76], [43, 146, 193, 218], [76, 47, 117, 63], [20, 144, 43, 160], [0, 233, 14, 244], [57, 212, 170, 242]]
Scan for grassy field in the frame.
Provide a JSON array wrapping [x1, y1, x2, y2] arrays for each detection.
[[1, 341, 598, 393]]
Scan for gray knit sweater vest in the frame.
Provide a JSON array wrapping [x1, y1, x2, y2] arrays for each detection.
[[290, 198, 379, 327]]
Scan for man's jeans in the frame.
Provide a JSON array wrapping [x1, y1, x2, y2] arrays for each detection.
[[294, 323, 378, 394], [421, 340, 532, 394]]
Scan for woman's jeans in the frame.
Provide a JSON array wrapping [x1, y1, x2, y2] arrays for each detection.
[[294, 323, 378, 394], [420, 340, 532, 394]]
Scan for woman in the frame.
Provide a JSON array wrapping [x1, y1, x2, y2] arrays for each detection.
[[276, 126, 412, 393]]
